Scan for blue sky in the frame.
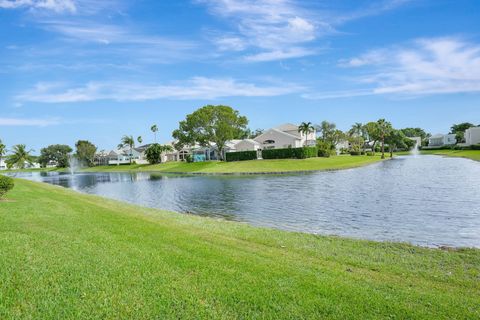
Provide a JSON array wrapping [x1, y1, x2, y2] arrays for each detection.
[[1, 0, 479, 152]]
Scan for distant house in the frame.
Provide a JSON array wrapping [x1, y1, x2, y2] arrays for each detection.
[[0, 159, 6, 170], [253, 123, 316, 150], [464, 127, 480, 145], [234, 139, 261, 152], [107, 147, 144, 165], [428, 134, 456, 147]]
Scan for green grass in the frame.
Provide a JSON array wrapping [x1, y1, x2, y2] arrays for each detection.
[[420, 149, 480, 161], [1, 179, 479, 319], [84, 155, 385, 174]]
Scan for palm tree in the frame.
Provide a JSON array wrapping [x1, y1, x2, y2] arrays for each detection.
[[349, 122, 366, 152], [151, 125, 158, 143], [137, 136, 143, 145], [0, 140, 6, 167], [7, 144, 34, 169], [120, 135, 135, 164], [377, 119, 393, 159], [298, 122, 315, 147]]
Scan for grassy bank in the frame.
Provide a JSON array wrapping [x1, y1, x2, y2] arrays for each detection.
[[420, 149, 480, 161], [1, 179, 479, 319], [84, 155, 385, 174]]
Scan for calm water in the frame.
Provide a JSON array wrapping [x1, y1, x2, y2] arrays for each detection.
[[11, 155, 480, 248]]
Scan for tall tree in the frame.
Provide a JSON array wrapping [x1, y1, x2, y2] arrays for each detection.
[[0, 139, 6, 167], [450, 123, 475, 143], [364, 122, 381, 155], [349, 122, 367, 152], [120, 135, 135, 164], [172, 105, 248, 161], [298, 122, 315, 147], [400, 127, 430, 146], [317, 121, 336, 141], [377, 119, 393, 159], [75, 140, 97, 167], [151, 125, 158, 143], [385, 130, 408, 158], [6, 144, 34, 169], [38, 144, 73, 168]]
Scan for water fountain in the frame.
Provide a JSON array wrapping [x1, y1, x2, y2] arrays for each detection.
[[410, 138, 421, 157], [68, 154, 80, 175]]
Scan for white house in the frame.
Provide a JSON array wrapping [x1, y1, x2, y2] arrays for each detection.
[[0, 159, 6, 170], [253, 123, 316, 150], [464, 127, 480, 145], [234, 139, 261, 152], [428, 134, 456, 147]]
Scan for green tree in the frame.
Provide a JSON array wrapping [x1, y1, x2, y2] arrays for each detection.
[[0, 139, 6, 167], [349, 122, 367, 152], [172, 105, 248, 161], [151, 125, 158, 143], [6, 144, 34, 169], [38, 144, 73, 168], [364, 122, 381, 155], [119, 135, 135, 164], [144, 144, 174, 164], [400, 127, 430, 146], [317, 121, 336, 141], [377, 119, 393, 159], [137, 136, 143, 145], [385, 130, 408, 158], [75, 140, 97, 167], [298, 122, 315, 147], [450, 123, 475, 143]]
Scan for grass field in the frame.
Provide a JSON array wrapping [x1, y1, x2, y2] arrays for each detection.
[[0, 179, 479, 319], [84, 155, 385, 174], [420, 149, 480, 161]]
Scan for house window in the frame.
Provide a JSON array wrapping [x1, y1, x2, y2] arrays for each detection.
[[263, 140, 275, 145]]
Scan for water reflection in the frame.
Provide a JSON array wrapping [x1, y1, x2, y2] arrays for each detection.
[[11, 155, 480, 248]]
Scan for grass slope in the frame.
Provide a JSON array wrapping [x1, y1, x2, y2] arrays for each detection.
[[84, 155, 384, 174], [420, 149, 480, 161], [1, 179, 479, 319]]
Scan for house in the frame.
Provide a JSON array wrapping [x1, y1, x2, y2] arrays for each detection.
[[253, 123, 316, 150], [464, 127, 480, 145], [234, 139, 261, 152], [107, 147, 144, 165], [0, 159, 6, 170], [428, 134, 456, 147]]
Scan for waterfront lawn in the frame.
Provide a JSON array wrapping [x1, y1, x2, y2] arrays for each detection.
[[1, 179, 479, 319], [421, 149, 480, 161], [84, 155, 384, 174]]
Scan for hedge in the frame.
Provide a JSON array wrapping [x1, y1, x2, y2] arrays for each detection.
[[226, 150, 258, 162], [0, 175, 14, 199], [262, 147, 318, 160]]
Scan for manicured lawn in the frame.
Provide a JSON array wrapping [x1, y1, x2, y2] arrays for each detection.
[[0, 179, 479, 319], [84, 155, 385, 174], [420, 149, 480, 161]]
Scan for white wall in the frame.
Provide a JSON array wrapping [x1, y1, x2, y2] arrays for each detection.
[[254, 130, 300, 149], [235, 140, 260, 152], [465, 127, 480, 145]]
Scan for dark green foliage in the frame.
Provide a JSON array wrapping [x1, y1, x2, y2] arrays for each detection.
[[0, 175, 14, 198], [317, 149, 331, 157], [38, 144, 72, 168], [366, 152, 374, 156], [75, 140, 97, 167], [350, 151, 361, 156], [186, 155, 194, 163], [226, 151, 258, 162], [145, 144, 173, 164], [262, 147, 317, 160], [470, 144, 480, 150]]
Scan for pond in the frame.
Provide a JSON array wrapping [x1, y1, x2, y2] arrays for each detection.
[[10, 155, 480, 248]]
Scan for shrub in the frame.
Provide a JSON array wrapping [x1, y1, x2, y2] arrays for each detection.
[[366, 151, 374, 156], [0, 175, 14, 199], [262, 147, 318, 160], [186, 155, 194, 163], [318, 149, 331, 158], [226, 150, 258, 162], [350, 151, 361, 156], [470, 144, 480, 150]]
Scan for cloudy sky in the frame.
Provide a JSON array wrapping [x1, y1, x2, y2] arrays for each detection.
[[1, 0, 479, 151]]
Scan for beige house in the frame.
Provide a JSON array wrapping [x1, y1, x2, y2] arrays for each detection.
[[253, 123, 316, 150]]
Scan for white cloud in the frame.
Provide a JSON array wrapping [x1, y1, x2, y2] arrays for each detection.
[[0, 117, 60, 126], [199, 0, 412, 62], [307, 37, 480, 99], [17, 77, 305, 103], [0, 0, 76, 13], [199, 0, 320, 61]]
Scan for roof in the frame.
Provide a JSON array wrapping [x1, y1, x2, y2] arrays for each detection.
[[275, 123, 299, 132], [235, 139, 260, 146], [254, 128, 302, 143]]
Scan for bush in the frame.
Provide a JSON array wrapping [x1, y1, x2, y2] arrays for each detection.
[[366, 151, 374, 156], [317, 149, 331, 158], [0, 175, 14, 199], [470, 144, 480, 150], [226, 150, 258, 162], [186, 155, 194, 163], [350, 151, 361, 156], [262, 147, 318, 160], [145, 144, 163, 164]]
